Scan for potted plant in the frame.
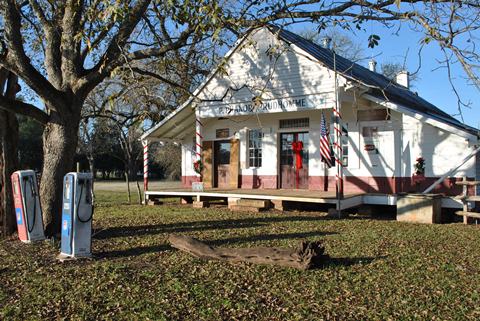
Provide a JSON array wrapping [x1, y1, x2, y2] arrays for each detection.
[[414, 157, 425, 176], [412, 157, 426, 188]]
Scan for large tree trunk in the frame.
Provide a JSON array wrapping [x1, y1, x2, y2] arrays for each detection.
[[40, 110, 81, 237], [0, 110, 19, 237], [0, 71, 20, 237]]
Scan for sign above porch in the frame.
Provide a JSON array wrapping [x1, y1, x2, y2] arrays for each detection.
[[198, 93, 333, 118]]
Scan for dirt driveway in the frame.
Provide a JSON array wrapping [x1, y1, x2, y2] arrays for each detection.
[[93, 180, 182, 192]]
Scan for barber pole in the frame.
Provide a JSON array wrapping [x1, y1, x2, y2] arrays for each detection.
[[143, 140, 149, 192], [195, 117, 203, 180]]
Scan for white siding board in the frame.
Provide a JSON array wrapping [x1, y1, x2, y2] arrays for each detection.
[[401, 114, 475, 177], [197, 28, 340, 116]]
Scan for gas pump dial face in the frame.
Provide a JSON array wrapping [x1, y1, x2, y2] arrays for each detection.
[[65, 180, 71, 200], [13, 180, 19, 195]]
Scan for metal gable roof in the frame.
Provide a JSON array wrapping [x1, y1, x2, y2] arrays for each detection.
[[269, 25, 478, 136]]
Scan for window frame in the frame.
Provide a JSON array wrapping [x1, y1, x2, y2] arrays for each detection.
[[248, 129, 263, 168]]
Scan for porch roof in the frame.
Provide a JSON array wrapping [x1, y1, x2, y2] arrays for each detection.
[[142, 100, 195, 142]]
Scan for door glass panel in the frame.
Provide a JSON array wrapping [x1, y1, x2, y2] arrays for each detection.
[[217, 142, 230, 165], [280, 134, 294, 165], [297, 132, 309, 166]]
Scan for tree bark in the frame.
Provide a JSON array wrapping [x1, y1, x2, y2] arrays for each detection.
[[168, 235, 329, 270], [124, 170, 131, 204], [136, 179, 142, 205], [40, 109, 80, 237], [0, 110, 19, 237], [0, 71, 20, 237]]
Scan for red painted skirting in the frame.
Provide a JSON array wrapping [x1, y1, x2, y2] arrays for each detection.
[[181, 175, 474, 196], [310, 175, 473, 196]]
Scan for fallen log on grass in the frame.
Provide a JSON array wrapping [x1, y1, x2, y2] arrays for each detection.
[[168, 234, 329, 270]]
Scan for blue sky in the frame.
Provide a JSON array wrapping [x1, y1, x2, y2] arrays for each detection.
[[288, 23, 479, 129], [18, 13, 478, 130]]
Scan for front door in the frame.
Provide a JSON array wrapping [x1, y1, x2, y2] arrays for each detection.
[[280, 132, 309, 189], [214, 140, 231, 188]]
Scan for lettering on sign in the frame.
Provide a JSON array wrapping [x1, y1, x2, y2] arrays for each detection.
[[199, 95, 329, 117]]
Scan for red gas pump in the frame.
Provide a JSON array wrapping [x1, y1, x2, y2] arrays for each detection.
[[11, 170, 45, 242]]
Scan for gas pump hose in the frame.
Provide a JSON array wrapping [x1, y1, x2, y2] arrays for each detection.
[[23, 177, 36, 233], [76, 182, 93, 223]]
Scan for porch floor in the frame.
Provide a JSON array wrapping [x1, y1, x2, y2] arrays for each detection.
[[145, 187, 464, 210], [145, 188, 366, 209]]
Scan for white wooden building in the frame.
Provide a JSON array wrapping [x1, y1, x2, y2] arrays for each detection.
[[142, 26, 480, 200]]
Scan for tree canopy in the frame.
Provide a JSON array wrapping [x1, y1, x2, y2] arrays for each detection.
[[0, 0, 479, 236]]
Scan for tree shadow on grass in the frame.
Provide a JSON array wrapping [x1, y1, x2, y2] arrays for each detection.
[[96, 244, 172, 259], [207, 230, 337, 246], [94, 215, 331, 240], [320, 256, 384, 268]]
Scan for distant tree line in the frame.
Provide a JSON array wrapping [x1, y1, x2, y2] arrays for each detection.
[[19, 115, 181, 181]]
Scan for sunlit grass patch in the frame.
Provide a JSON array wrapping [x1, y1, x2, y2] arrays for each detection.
[[1, 191, 480, 320]]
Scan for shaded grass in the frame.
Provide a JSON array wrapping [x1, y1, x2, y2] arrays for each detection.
[[1, 190, 480, 320]]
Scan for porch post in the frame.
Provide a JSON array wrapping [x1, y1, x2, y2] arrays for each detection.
[[195, 112, 203, 182], [142, 139, 149, 203]]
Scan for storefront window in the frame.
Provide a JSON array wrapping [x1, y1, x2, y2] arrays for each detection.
[[248, 129, 263, 167]]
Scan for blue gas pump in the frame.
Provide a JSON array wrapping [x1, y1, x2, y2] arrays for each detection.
[[59, 172, 93, 259], [11, 170, 45, 242]]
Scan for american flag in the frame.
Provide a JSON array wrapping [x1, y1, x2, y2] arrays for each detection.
[[320, 112, 333, 168]]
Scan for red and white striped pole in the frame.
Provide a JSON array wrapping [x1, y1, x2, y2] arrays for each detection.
[[333, 107, 344, 197], [142, 140, 149, 194], [195, 117, 203, 181]]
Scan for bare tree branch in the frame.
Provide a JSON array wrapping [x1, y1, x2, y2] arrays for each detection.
[[0, 95, 48, 124]]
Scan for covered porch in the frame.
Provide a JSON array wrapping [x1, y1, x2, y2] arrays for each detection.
[[145, 187, 393, 211]]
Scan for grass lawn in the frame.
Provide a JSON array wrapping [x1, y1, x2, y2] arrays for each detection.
[[1, 191, 480, 320]]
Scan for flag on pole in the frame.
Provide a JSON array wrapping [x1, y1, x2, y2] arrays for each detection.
[[320, 112, 333, 168]]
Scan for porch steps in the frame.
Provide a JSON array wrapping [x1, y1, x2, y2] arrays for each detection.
[[228, 198, 271, 212]]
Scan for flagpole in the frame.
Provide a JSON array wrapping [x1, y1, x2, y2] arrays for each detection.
[[333, 47, 343, 218]]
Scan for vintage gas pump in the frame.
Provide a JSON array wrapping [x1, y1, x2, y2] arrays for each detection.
[[59, 172, 94, 259], [11, 170, 45, 242]]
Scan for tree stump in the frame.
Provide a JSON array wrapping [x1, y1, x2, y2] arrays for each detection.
[[168, 235, 329, 270]]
